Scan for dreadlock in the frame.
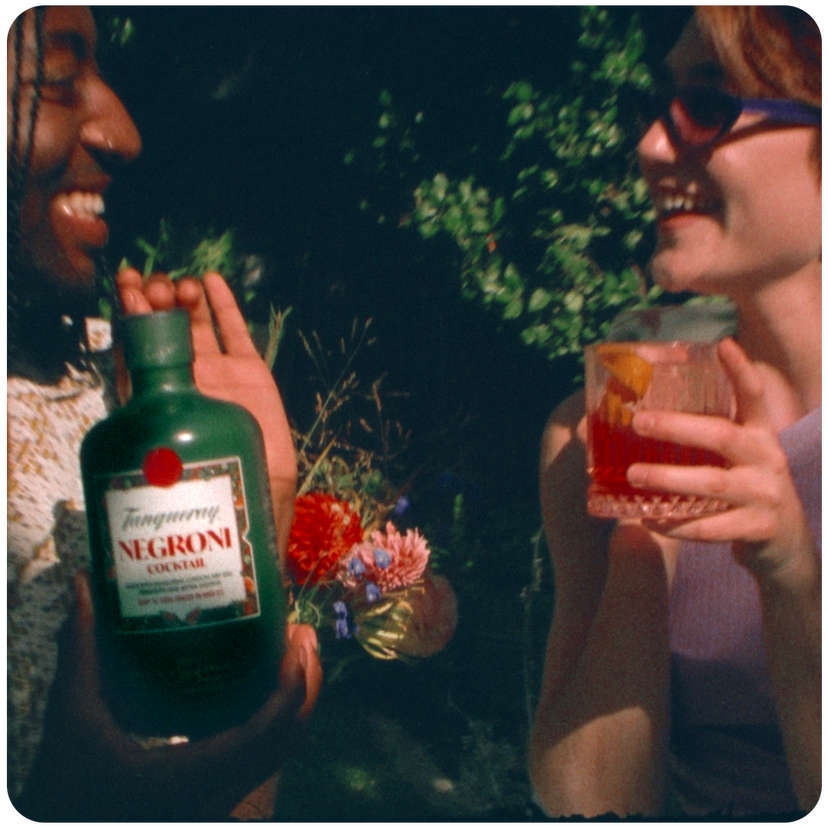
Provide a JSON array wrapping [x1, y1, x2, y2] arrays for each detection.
[[8, 7, 103, 383], [8, 8, 45, 375]]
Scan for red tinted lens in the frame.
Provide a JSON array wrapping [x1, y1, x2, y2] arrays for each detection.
[[669, 97, 725, 146], [668, 89, 741, 147]]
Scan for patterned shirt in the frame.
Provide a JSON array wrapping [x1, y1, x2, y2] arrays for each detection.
[[7, 319, 116, 801]]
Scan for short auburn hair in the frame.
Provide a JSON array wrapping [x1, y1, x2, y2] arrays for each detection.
[[694, 5, 820, 170]]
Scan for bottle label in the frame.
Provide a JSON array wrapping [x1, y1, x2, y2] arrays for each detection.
[[96, 456, 260, 633]]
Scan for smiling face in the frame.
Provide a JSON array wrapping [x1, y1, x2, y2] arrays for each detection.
[[7, 6, 142, 294], [636, 15, 821, 299]]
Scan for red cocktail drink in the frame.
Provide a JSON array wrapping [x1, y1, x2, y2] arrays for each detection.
[[585, 342, 733, 519]]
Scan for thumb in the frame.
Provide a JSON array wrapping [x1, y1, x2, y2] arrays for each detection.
[[717, 337, 770, 428]]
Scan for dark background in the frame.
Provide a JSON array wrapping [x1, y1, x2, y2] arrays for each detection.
[[98, 5, 690, 509]]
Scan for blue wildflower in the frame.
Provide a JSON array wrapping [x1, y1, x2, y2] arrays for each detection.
[[333, 600, 352, 639], [394, 496, 411, 517], [365, 582, 382, 604], [347, 557, 366, 578], [373, 548, 392, 569]]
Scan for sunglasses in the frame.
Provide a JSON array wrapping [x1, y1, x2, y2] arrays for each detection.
[[637, 86, 822, 149]]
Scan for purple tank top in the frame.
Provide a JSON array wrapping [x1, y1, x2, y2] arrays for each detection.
[[668, 407, 821, 817]]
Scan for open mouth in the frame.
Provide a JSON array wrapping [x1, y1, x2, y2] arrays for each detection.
[[654, 190, 720, 220], [50, 189, 109, 255]]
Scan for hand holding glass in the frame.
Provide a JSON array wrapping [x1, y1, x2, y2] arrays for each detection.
[[586, 341, 735, 520]]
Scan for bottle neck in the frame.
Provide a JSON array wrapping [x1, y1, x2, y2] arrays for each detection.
[[129, 364, 196, 397]]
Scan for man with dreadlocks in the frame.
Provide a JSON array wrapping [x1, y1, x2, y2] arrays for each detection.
[[8, 7, 321, 820]]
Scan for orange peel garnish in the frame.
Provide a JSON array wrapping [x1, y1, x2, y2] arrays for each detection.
[[599, 389, 632, 427], [596, 343, 653, 401]]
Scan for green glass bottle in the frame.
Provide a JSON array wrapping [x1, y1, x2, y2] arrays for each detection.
[[81, 309, 286, 738]]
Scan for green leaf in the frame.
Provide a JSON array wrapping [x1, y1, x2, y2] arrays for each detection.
[[503, 295, 524, 320], [563, 290, 584, 314], [505, 80, 534, 103], [432, 173, 449, 201], [503, 263, 523, 292], [541, 168, 559, 188], [528, 288, 552, 313]]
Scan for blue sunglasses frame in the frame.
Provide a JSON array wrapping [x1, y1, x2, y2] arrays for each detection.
[[640, 86, 821, 149]]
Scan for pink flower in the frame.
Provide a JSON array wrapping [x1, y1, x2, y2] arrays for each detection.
[[338, 522, 429, 592]]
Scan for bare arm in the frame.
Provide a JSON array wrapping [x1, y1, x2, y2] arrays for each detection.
[[528, 391, 677, 817]]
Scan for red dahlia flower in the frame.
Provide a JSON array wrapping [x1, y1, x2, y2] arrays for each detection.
[[286, 493, 365, 586]]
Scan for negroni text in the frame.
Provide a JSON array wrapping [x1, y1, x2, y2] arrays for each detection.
[[118, 527, 234, 564]]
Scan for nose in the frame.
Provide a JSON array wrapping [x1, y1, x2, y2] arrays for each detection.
[[637, 116, 679, 170], [80, 76, 142, 164]]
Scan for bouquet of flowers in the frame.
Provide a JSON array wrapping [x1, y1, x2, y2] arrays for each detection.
[[285, 489, 457, 662]]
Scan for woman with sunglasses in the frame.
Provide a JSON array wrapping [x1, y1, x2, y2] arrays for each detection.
[[528, 6, 820, 818]]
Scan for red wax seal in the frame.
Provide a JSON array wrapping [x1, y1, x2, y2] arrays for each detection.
[[143, 447, 183, 487]]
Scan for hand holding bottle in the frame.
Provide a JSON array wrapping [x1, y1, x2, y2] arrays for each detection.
[[17, 572, 321, 821], [116, 268, 297, 559]]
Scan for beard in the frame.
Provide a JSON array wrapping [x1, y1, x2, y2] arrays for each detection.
[[8, 253, 105, 384]]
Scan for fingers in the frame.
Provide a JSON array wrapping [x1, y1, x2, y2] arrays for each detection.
[[116, 268, 153, 314], [177, 275, 223, 355], [201, 272, 259, 357], [628, 459, 730, 501], [632, 409, 735, 457], [116, 269, 257, 360], [642, 507, 775, 545], [717, 337, 770, 428], [115, 266, 143, 292], [631, 409, 777, 478], [121, 638, 315, 819], [117, 269, 177, 314], [627, 338, 771, 464], [168, 272, 258, 358], [170, 272, 258, 359]]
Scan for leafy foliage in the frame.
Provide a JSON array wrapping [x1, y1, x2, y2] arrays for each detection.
[[361, 7, 674, 361], [121, 220, 245, 289]]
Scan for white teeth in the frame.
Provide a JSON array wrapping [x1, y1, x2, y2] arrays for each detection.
[[56, 191, 105, 217], [657, 191, 714, 216]]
